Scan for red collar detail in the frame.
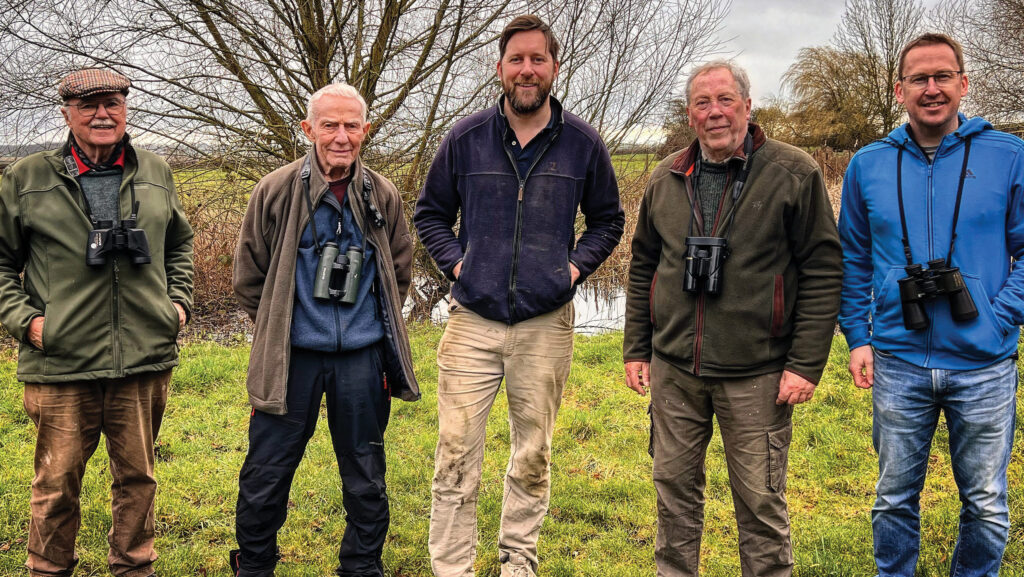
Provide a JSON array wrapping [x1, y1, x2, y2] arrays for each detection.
[[70, 146, 125, 175]]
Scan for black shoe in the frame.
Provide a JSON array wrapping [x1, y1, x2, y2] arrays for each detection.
[[229, 548, 279, 577]]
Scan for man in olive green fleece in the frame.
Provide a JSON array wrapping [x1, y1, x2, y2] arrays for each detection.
[[0, 68, 194, 577], [622, 61, 841, 577]]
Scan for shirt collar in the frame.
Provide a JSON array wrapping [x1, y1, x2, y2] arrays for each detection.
[[70, 137, 126, 175], [498, 95, 560, 144]]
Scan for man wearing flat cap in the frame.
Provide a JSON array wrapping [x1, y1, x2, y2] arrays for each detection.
[[0, 68, 194, 577]]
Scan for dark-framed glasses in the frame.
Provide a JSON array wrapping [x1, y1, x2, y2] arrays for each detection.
[[901, 71, 962, 89], [68, 98, 126, 117]]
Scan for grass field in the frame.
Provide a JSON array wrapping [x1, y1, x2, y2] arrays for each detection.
[[0, 328, 1022, 576]]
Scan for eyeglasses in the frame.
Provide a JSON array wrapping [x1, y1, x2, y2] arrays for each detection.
[[66, 98, 126, 118], [900, 71, 962, 89]]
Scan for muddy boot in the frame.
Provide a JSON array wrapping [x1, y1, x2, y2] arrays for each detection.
[[499, 552, 536, 577]]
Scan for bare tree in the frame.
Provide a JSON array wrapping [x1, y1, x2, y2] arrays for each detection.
[[0, 0, 510, 180], [938, 0, 1024, 124], [751, 97, 801, 144], [783, 46, 880, 149], [780, 0, 923, 149], [834, 0, 923, 135], [656, 97, 695, 157], [0, 0, 724, 168], [0, 0, 724, 319]]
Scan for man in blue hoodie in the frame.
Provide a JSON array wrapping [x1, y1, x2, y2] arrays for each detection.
[[414, 14, 624, 577], [839, 33, 1024, 577]]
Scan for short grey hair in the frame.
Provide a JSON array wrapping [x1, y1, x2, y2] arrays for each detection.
[[685, 60, 751, 103], [306, 83, 368, 124]]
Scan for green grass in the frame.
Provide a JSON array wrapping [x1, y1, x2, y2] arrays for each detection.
[[0, 329, 1022, 576], [611, 153, 659, 177]]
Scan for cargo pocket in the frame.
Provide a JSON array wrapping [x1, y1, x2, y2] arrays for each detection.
[[766, 424, 792, 492], [647, 402, 655, 458]]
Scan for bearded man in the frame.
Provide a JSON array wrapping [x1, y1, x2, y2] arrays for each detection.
[[414, 14, 624, 577]]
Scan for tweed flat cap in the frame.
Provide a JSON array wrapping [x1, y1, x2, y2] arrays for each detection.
[[58, 68, 130, 101]]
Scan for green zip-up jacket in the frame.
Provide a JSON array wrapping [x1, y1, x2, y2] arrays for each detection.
[[0, 137, 194, 383], [623, 125, 842, 383]]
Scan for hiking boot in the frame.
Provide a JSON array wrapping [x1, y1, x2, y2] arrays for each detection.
[[499, 552, 536, 577]]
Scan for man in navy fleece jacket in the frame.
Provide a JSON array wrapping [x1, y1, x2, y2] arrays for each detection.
[[414, 14, 623, 577]]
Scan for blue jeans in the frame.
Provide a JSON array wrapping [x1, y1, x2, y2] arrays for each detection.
[[871, 350, 1017, 577]]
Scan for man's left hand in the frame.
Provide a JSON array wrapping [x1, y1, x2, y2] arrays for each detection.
[[570, 263, 580, 286], [776, 370, 816, 405], [173, 303, 186, 330]]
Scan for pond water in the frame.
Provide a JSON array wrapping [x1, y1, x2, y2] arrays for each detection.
[[420, 289, 627, 335]]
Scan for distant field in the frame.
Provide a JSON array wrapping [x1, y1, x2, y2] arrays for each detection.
[[1, 329, 1021, 576], [612, 152, 660, 176]]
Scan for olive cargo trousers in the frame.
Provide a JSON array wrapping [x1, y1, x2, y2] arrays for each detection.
[[650, 356, 794, 577]]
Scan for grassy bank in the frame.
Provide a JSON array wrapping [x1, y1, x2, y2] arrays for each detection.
[[0, 328, 1022, 576]]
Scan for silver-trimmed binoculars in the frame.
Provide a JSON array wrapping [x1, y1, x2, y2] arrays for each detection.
[[313, 242, 363, 304], [85, 219, 151, 266]]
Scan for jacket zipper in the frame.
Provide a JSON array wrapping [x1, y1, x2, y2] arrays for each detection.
[[925, 155, 934, 365], [334, 211, 344, 351], [915, 137, 940, 365], [502, 137, 556, 322], [112, 260, 123, 375], [907, 134, 965, 365], [694, 291, 706, 376], [692, 170, 730, 376], [508, 180, 525, 321], [358, 175, 413, 395]]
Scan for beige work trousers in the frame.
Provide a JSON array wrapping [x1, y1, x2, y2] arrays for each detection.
[[650, 355, 794, 577], [23, 370, 171, 577], [429, 300, 574, 577]]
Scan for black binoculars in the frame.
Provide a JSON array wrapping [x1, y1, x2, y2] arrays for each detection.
[[85, 219, 151, 266], [313, 242, 364, 304], [684, 236, 728, 295], [897, 258, 978, 330]]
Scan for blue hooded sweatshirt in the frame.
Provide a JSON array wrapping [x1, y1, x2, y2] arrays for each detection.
[[839, 115, 1024, 369]]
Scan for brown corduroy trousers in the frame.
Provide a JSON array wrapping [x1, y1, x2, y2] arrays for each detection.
[[23, 370, 171, 577]]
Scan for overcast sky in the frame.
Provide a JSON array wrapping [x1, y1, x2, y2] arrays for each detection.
[[717, 0, 944, 105]]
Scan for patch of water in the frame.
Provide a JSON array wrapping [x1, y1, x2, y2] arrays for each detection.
[[422, 289, 626, 335]]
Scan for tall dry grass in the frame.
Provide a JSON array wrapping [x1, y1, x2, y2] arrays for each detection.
[[172, 147, 850, 329]]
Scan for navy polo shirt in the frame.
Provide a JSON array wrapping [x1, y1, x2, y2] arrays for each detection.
[[504, 108, 557, 178]]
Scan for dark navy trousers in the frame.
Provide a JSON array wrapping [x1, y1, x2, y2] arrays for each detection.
[[235, 345, 391, 577]]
